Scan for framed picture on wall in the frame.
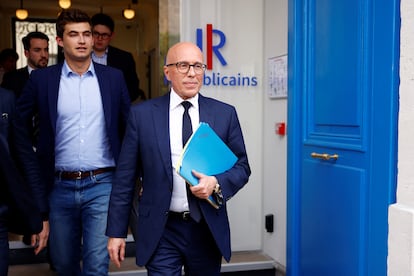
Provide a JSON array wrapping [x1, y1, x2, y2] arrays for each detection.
[[268, 54, 287, 99]]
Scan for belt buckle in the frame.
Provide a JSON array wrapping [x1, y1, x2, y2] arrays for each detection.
[[76, 171, 82, 180], [182, 211, 190, 220]]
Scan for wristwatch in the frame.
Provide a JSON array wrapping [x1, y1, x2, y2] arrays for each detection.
[[213, 183, 224, 206], [214, 183, 221, 193]]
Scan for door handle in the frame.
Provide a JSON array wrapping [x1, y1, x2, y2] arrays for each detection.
[[311, 152, 339, 161]]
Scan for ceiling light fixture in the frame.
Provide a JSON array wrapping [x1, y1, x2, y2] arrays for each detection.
[[59, 0, 71, 9], [16, 0, 28, 20], [123, 5, 135, 20]]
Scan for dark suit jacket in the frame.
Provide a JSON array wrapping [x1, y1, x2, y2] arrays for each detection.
[[17, 62, 131, 195], [0, 87, 42, 235], [1, 66, 30, 97], [106, 92, 251, 266], [107, 46, 141, 102]]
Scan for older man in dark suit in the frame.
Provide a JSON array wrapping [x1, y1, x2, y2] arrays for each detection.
[[0, 87, 47, 275], [107, 42, 250, 276]]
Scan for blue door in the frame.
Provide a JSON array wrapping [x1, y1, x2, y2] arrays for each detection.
[[287, 0, 400, 275]]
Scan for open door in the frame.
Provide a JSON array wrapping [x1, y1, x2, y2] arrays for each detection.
[[287, 0, 400, 275]]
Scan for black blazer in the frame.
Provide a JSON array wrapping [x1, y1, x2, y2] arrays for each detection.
[[1, 66, 30, 97], [107, 46, 141, 101], [0, 87, 42, 235]]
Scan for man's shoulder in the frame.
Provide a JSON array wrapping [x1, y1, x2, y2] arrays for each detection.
[[0, 87, 15, 111], [94, 61, 123, 76], [0, 87, 14, 99], [16, 67, 29, 74], [3, 67, 28, 79], [131, 93, 168, 111], [106, 46, 136, 72], [108, 45, 133, 57], [199, 93, 235, 109], [29, 64, 61, 79]]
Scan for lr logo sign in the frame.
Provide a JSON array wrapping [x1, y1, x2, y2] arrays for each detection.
[[195, 23, 258, 87], [196, 24, 227, 70]]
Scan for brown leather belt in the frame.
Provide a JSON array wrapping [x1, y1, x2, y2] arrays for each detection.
[[55, 167, 114, 180]]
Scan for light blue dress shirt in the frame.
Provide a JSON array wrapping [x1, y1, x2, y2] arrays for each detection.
[[91, 49, 108, 65], [54, 60, 115, 171]]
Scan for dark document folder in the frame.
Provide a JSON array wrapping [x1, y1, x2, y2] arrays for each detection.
[[175, 122, 237, 208]]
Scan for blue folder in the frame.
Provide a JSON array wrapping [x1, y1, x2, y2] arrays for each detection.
[[175, 122, 237, 208]]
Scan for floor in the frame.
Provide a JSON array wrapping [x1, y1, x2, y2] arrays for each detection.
[[8, 251, 280, 276], [8, 257, 141, 276], [8, 233, 283, 275]]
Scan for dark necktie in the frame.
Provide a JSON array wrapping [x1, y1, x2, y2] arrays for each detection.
[[181, 101, 201, 222], [182, 101, 193, 146]]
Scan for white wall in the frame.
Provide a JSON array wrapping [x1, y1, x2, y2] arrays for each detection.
[[388, 0, 414, 275], [181, 0, 264, 252], [263, 0, 288, 266], [181, 0, 287, 268]]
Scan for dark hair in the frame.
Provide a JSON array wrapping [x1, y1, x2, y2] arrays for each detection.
[[56, 9, 91, 38], [91, 13, 115, 33], [22, 32, 49, 51], [0, 48, 19, 63]]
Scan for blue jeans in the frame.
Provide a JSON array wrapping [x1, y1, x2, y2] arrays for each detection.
[[49, 171, 113, 276]]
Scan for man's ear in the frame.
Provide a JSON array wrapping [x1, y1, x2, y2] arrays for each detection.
[[56, 36, 64, 48], [163, 66, 171, 81]]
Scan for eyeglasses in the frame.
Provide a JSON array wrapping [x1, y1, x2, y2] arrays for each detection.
[[166, 62, 206, 75], [92, 31, 111, 40]]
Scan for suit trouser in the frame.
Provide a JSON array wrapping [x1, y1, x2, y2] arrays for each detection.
[[146, 215, 222, 276]]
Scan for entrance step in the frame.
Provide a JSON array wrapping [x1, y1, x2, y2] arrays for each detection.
[[109, 251, 279, 275], [9, 247, 284, 276]]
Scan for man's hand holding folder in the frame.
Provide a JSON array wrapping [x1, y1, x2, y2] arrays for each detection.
[[175, 122, 237, 208]]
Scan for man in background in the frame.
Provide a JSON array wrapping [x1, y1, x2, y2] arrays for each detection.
[[0, 48, 19, 84], [91, 12, 144, 102], [0, 87, 47, 275], [2, 31, 49, 97], [3, 31, 50, 164], [2, 31, 50, 252]]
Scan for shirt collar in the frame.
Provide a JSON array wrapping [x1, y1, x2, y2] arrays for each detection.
[[27, 65, 35, 75], [170, 89, 199, 111], [92, 48, 108, 59], [62, 60, 95, 77]]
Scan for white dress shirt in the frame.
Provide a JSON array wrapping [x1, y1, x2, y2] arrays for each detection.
[[169, 89, 199, 212]]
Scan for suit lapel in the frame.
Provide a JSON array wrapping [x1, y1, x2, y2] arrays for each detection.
[[106, 46, 115, 66], [149, 93, 212, 183], [95, 64, 112, 128], [152, 93, 173, 182], [199, 94, 215, 126], [48, 64, 63, 133], [22, 67, 29, 80]]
